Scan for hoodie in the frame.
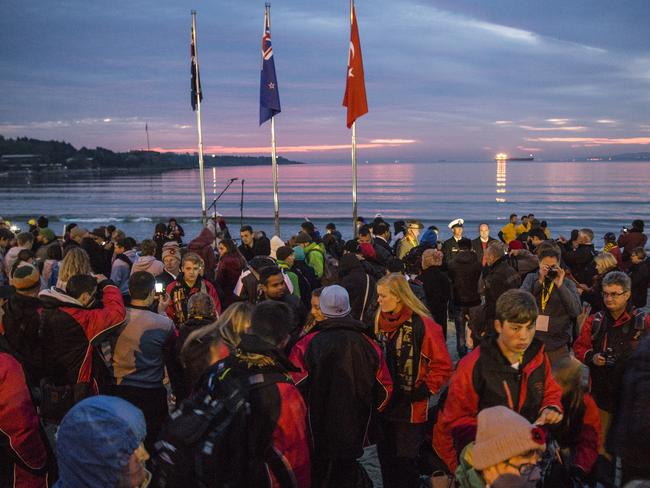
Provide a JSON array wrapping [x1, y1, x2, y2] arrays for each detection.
[[110, 249, 138, 296], [130, 255, 164, 277], [269, 236, 284, 260], [187, 227, 217, 282], [54, 395, 146, 488]]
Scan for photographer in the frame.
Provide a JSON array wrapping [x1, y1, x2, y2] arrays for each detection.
[[520, 242, 581, 367], [574, 271, 650, 457]]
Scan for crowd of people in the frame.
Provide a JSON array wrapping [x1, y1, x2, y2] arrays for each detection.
[[0, 212, 648, 488]]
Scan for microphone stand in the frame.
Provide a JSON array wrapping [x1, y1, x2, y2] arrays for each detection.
[[207, 177, 238, 248]]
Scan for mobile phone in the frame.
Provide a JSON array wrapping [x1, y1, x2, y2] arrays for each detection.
[[155, 282, 164, 294]]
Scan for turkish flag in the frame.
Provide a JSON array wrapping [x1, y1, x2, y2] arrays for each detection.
[[342, 4, 368, 128]]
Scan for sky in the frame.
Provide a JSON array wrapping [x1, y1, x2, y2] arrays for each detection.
[[1, 0, 649, 162]]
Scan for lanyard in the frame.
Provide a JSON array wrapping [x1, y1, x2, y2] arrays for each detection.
[[541, 282, 554, 313]]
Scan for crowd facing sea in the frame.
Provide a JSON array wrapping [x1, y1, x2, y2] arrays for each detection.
[[0, 212, 649, 488]]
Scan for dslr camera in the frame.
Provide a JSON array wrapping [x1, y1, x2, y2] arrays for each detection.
[[546, 265, 559, 280]]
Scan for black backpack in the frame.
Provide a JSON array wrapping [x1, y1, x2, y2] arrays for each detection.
[[151, 361, 292, 488]]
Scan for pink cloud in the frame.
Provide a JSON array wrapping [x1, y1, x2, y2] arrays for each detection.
[[525, 136, 650, 144], [153, 140, 416, 154]]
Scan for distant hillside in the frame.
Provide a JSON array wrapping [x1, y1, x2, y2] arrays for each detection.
[[573, 152, 650, 162], [0, 135, 304, 171]]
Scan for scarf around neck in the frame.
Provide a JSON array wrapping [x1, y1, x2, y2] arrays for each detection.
[[378, 305, 413, 333]]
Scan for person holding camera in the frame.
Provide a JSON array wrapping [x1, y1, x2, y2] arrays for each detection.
[[520, 242, 581, 368], [574, 271, 650, 457]]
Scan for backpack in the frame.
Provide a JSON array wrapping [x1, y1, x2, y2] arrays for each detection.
[[151, 361, 292, 488], [306, 247, 339, 286]]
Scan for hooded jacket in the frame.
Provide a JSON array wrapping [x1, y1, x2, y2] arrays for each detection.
[[54, 395, 145, 488], [303, 242, 326, 280], [187, 227, 217, 282], [432, 337, 563, 471], [39, 280, 126, 389], [215, 253, 244, 308], [110, 248, 137, 296], [338, 254, 377, 323], [0, 352, 51, 488], [563, 243, 596, 285], [130, 255, 164, 277], [448, 250, 482, 307], [165, 274, 221, 327], [289, 316, 393, 459]]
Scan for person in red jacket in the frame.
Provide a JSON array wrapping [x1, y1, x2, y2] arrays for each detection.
[[433, 289, 563, 473], [166, 252, 221, 327], [0, 349, 53, 487], [215, 239, 245, 308], [39, 273, 126, 395], [374, 273, 453, 488], [573, 271, 649, 456], [187, 225, 217, 282]]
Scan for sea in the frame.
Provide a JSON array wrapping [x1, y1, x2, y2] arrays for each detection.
[[1, 160, 648, 244]]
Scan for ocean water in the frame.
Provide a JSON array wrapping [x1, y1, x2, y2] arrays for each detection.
[[1, 160, 648, 243]]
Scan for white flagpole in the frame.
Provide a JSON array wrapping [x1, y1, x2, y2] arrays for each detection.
[[267, 4, 280, 237], [350, 0, 358, 237], [192, 10, 207, 226]]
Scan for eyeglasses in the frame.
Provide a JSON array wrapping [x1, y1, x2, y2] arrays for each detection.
[[602, 291, 629, 299], [504, 461, 538, 476]]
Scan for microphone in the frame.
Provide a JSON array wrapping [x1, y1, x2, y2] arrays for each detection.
[[229, 177, 238, 181]]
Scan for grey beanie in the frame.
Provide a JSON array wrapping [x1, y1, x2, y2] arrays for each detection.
[[319, 285, 352, 318]]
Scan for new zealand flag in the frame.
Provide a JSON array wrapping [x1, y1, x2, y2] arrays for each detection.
[[191, 22, 202, 111], [259, 6, 281, 125]]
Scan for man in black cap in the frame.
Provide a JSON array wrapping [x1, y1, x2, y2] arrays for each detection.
[[442, 218, 465, 265]]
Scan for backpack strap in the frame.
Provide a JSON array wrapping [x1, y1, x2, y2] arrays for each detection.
[[115, 253, 133, 270], [590, 311, 606, 346], [360, 274, 370, 322]]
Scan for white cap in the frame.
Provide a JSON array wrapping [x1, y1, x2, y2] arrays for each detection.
[[448, 218, 464, 229]]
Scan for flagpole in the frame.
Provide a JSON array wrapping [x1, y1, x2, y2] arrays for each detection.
[[350, 0, 358, 237], [271, 115, 280, 236], [192, 10, 207, 226]]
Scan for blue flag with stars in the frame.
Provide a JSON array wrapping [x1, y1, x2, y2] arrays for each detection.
[[259, 5, 281, 125]]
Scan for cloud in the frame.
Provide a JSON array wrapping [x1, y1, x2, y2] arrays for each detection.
[[519, 125, 587, 132], [545, 118, 570, 125], [494, 120, 512, 125], [517, 146, 542, 152], [153, 140, 416, 155], [596, 119, 617, 124], [525, 136, 650, 145]]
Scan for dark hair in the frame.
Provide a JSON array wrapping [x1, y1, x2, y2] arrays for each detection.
[[17, 249, 34, 263], [249, 301, 294, 346], [374, 222, 389, 235], [326, 223, 336, 230], [496, 289, 538, 325], [128, 271, 155, 300], [46, 243, 63, 261], [66, 274, 97, 299], [458, 237, 472, 250], [16, 232, 34, 246], [125, 237, 137, 250], [632, 219, 644, 232], [249, 256, 275, 271], [114, 237, 133, 251], [240, 225, 253, 234], [632, 247, 647, 259], [343, 239, 360, 254], [0, 228, 14, 241], [528, 228, 547, 241], [387, 257, 405, 273], [258, 265, 283, 285], [139, 239, 157, 257], [509, 213, 517, 220], [37, 215, 49, 228], [155, 223, 167, 234], [358, 225, 371, 237], [301, 221, 315, 233], [394, 221, 405, 235], [311, 287, 324, 298], [106, 225, 116, 234], [219, 239, 238, 255], [536, 242, 561, 261]]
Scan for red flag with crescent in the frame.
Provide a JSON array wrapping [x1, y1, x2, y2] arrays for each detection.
[[342, 4, 368, 128]]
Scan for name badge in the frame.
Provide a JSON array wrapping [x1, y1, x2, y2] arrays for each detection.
[[535, 314, 550, 332]]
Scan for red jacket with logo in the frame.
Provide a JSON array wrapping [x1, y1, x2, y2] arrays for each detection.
[[432, 337, 563, 471]]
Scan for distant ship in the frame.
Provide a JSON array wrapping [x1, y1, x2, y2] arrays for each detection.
[[506, 156, 534, 161], [494, 153, 534, 162]]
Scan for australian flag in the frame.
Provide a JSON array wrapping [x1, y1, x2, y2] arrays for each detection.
[[259, 5, 281, 125], [191, 21, 202, 111]]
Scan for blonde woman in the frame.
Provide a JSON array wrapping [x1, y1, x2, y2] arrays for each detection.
[[56, 247, 92, 290], [180, 301, 253, 396], [579, 251, 619, 313], [374, 273, 452, 488]]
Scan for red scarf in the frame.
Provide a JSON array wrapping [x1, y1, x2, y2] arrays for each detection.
[[378, 306, 413, 333]]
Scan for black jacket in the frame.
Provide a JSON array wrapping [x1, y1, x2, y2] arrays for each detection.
[[374, 236, 393, 257], [448, 250, 482, 307], [563, 243, 597, 285], [442, 237, 462, 265], [471, 237, 497, 266], [80, 237, 112, 276], [483, 256, 521, 329], [1, 293, 44, 386], [419, 266, 451, 329], [629, 258, 649, 308], [339, 254, 376, 323], [289, 316, 391, 459]]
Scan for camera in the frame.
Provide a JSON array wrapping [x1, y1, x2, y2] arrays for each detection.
[[546, 265, 559, 280], [622, 227, 628, 233], [603, 347, 618, 368]]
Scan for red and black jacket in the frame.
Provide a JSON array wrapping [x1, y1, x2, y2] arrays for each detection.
[[289, 316, 393, 460], [0, 352, 52, 488], [432, 337, 563, 471], [166, 274, 222, 327], [375, 314, 453, 424], [39, 280, 126, 390]]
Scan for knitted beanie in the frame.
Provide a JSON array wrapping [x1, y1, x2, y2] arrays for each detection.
[[39, 228, 56, 243], [162, 242, 181, 263], [422, 249, 443, 270], [472, 406, 546, 470], [12, 264, 41, 291]]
